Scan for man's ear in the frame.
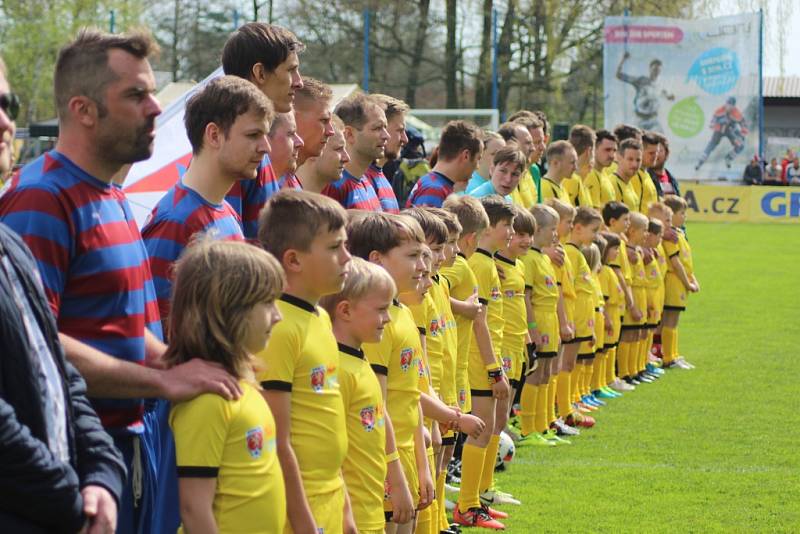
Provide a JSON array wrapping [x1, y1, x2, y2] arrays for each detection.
[[68, 95, 100, 128], [250, 63, 268, 85], [204, 122, 223, 150]]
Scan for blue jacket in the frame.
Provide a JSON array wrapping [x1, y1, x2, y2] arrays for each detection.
[[0, 223, 126, 532]]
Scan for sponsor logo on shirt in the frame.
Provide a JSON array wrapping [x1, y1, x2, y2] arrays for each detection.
[[490, 287, 501, 300], [458, 389, 467, 408], [360, 406, 376, 431], [245, 426, 263, 459], [502, 356, 513, 373], [430, 318, 440, 337], [544, 276, 555, 288], [399, 348, 413, 372], [504, 289, 515, 298], [310, 365, 326, 392]]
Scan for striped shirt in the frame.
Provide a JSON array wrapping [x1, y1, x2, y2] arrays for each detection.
[[279, 173, 303, 191], [405, 171, 454, 208], [0, 150, 162, 434], [224, 153, 280, 240], [365, 163, 400, 213], [323, 169, 383, 211], [141, 180, 244, 326]]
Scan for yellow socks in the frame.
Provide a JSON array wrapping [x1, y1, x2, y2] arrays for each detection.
[[571, 367, 582, 403], [520, 383, 538, 435], [547, 376, 558, 425], [606, 347, 617, 384], [479, 434, 501, 493], [436, 470, 447, 531], [582, 362, 594, 395], [591, 353, 605, 391], [535, 381, 550, 433], [617, 342, 631, 377], [557, 371, 573, 418], [457, 444, 486, 510], [662, 326, 677, 363]]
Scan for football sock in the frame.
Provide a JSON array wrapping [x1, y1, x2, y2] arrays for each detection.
[[520, 383, 538, 435], [571, 366, 582, 403], [617, 342, 631, 377], [557, 371, 573, 418], [547, 376, 558, 424], [591, 353, 605, 390], [662, 326, 676, 364], [606, 347, 617, 384], [583, 361, 594, 395], [436, 470, 447, 531], [535, 382, 550, 433], [479, 434, 501, 493], [457, 444, 486, 510]]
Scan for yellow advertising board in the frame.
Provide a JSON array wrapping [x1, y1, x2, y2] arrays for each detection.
[[679, 182, 800, 223]]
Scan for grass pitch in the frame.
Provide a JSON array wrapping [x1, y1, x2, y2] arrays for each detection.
[[493, 222, 800, 533]]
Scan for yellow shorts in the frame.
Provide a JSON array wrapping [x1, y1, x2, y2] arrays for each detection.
[[623, 286, 647, 327], [604, 306, 622, 349], [533, 309, 559, 359], [579, 309, 605, 357], [500, 341, 524, 382], [456, 366, 471, 413], [468, 349, 502, 395], [286, 486, 345, 534], [440, 358, 457, 407], [570, 297, 595, 344], [385, 446, 419, 513], [664, 273, 688, 311]]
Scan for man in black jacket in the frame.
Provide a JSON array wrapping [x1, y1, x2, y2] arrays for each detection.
[[0, 58, 125, 534]]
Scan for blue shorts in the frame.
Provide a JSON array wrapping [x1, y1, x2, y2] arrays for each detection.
[[116, 400, 180, 534]]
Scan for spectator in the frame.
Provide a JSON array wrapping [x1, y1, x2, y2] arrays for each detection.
[[742, 156, 763, 185], [787, 158, 800, 185], [764, 157, 783, 185], [780, 149, 795, 183]]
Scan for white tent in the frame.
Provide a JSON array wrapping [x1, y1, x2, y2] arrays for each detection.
[[123, 69, 359, 228]]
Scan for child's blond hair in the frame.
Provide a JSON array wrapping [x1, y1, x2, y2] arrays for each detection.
[[648, 201, 673, 220], [628, 211, 648, 231], [545, 197, 576, 220], [443, 194, 490, 236], [164, 238, 285, 379], [581, 243, 602, 272], [530, 204, 559, 229], [403, 207, 449, 244], [663, 195, 688, 214], [319, 256, 397, 316], [424, 206, 463, 237]]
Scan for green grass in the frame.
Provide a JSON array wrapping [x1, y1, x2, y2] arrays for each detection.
[[494, 222, 800, 533]]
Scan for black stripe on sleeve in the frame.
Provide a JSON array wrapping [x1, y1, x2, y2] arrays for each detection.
[[417, 327, 427, 335], [478, 297, 489, 305], [261, 380, 292, 391], [371, 364, 389, 376], [177, 466, 219, 478]]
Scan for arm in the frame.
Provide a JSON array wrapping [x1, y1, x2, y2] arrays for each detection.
[[616, 51, 633, 82], [556, 287, 573, 341], [524, 287, 542, 346], [419, 392, 484, 438], [449, 287, 481, 319], [177, 478, 217, 534], [376, 373, 414, 524], [262, 390, 317, 534], [669, 254, 696, 292], [59, 334, 241, 402], [341, 479, 357, 534]]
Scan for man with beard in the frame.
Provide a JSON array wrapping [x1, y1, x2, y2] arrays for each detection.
[[0, 30, 241, 534], [222, 22, 305, 239], [323, 93, 388, 211], [367, 94, 408, 213], [296, 115, 351, 194]]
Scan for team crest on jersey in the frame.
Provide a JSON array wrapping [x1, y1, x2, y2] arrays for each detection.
[[542, 334, 550, 346], [384, 479, 392, 500], [504, 289, 515, 298], [544, 276, 555, 288], [310, 365, 326, 392], [399, 348, 413, 372], [650, 268, 659, 277], [588, 318, 595, 328], [360, 406, 376, 432], [245, 427, 263, 459], [417, 357, 427, 378], [490, 287, 501, 300], [430, 318, 440, 337], [502, 356, 512, 373], [325, 364, 338, 389], [582, 271, 591, 283]]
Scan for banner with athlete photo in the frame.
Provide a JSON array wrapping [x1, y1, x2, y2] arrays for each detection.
[[603, 13, 762, 182]]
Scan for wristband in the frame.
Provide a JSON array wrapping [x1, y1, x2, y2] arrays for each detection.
[[386, 451, 400, 464], [488, 368, 504, 383], [527, 321, 537, 329]]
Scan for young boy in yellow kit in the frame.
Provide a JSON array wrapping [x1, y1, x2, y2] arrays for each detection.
[[320, 257, 400, 534], [601, 201, 640, 392], [546, 198, 596, 431], [642, 218, 667, 378], [255, 190, 352, 533], [451, 195, 514, 531], [598, 232, 627, 393], [519, 204, 563, 446], [661, 196, 700, 369]]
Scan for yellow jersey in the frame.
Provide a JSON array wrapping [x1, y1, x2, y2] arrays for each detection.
[[540, 177, 571, 205], [514, 169, 537, 208], [631, 169, 659, 213], [409, 292, 442, 394], [432, 276, 457, 402], [629, 246, 648, 289], [522, 247, 559, 312], [171, 382, 285, 534], [664, 229, 694, 278], [363, 301, 423, 449], [440, 254, 478, 373], [564, 243, 595, 299], [613, 174, 640, 213], [256, 294, 346, 497], [337, 343, 387, 532], [583, 168, 617, 209], [563, 173, 594, 208], [600, 265, 624, 309], [494, 252, 527, 356]]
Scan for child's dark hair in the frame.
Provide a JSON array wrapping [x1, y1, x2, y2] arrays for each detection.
[[599, 231, 621, 265], [593, 233, 607, 261], [602, 201, 630, 226], [648, 218, 663, 235], [480, 195, 516, 226], [402, 207, 449, 245]]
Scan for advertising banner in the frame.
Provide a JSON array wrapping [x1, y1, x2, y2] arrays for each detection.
[[604, 13, 762, 182], [679, 182, 800, 223]]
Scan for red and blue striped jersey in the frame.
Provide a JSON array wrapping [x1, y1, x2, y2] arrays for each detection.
[[0, 150, 162, 434], [141, 180, 244, 326], [322, 169, 383, 211], [224, 153, 279, 240], [405, 171, 455, 208], [365, 163, 400, 213], [279, 173, 303, 191]]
